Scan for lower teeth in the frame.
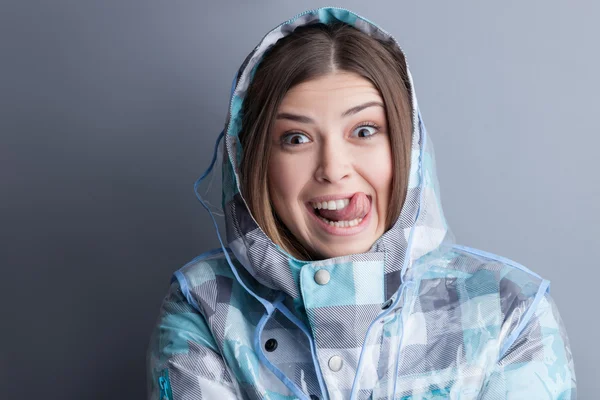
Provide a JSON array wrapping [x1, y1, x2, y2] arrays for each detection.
[[318, 216, 363, 228]]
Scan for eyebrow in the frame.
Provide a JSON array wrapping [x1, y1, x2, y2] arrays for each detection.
[[276, 101, 384, 124]]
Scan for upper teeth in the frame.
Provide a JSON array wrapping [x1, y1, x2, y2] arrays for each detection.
[[311, 198, 350, 210]]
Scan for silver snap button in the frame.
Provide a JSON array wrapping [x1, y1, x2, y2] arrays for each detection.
[[314, 269, 330, 285], [328, 355, 343, 372]]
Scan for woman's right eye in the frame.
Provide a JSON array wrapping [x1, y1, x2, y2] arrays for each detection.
[[281, 132, 310, 146]]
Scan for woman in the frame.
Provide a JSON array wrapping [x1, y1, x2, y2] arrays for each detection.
[[147, 7, 576, 399]]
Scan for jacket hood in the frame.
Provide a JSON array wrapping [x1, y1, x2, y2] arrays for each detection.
[[218, 7, 454, 301]]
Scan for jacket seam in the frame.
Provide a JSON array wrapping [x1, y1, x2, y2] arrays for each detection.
[[498, 278, 551, 360], [451, 244, 543, 280], [173, 270, 203, 315]]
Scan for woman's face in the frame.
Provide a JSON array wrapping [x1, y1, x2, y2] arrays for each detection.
[[268, 71, 393, 259]]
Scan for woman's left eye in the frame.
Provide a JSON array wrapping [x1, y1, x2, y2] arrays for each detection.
[[351, 124, 378, 139]]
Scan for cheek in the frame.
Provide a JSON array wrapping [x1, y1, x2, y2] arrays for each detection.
[[361, 144, 393, 200], [380, 152, 394, 194], [267, 154, 308, 213]]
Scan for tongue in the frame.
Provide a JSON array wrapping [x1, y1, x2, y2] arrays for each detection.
[[318, 192, 370, 222]]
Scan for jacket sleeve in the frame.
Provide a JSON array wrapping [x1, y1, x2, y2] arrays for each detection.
[[146, 279, 242, 400], [480, 290, 577, 399]]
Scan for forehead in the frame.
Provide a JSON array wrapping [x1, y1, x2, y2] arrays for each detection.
[[279, 72, 383, 109]]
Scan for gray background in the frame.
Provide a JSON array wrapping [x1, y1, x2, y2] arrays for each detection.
[[2, 1, 597, 398]]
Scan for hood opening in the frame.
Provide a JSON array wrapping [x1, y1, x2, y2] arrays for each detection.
[[194, 7, 453, 301]]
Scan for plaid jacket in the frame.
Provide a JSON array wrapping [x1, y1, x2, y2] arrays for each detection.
[[147, 7, 576, 399]]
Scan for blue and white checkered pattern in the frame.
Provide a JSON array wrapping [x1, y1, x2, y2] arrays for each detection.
[[147, 7, 576, 399]]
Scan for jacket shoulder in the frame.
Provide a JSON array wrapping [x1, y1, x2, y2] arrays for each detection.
[[447, 244, 548, 298], [443, 245, 551, 345], [173, 249, 239, 317], [173, 248, 273, 320], [420, 244, 550, 329], [175, 249, 235, 295]]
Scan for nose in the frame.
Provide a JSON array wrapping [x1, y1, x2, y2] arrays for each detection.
[[314, 139, 351, 184]]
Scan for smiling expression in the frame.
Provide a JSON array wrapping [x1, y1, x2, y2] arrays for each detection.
[[267, 72, 393, 259]]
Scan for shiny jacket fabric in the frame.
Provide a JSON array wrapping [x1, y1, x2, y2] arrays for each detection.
[[147, 7, 576, 399]]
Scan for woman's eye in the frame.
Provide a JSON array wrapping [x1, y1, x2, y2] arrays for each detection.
[[351, 125, 378, 138], [282, 132, 310, 145]]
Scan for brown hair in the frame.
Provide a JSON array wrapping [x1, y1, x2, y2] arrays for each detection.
[[238, 22, 412, 260]]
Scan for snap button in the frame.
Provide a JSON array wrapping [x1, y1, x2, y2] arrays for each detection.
[[328, 355, 343, 372], [314, 269, 330, 285], [264, 338, 278, 352], [381, 299, 393, 310]]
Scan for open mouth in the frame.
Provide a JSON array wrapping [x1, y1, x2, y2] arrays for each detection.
[[307, 192, 371, 229]]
